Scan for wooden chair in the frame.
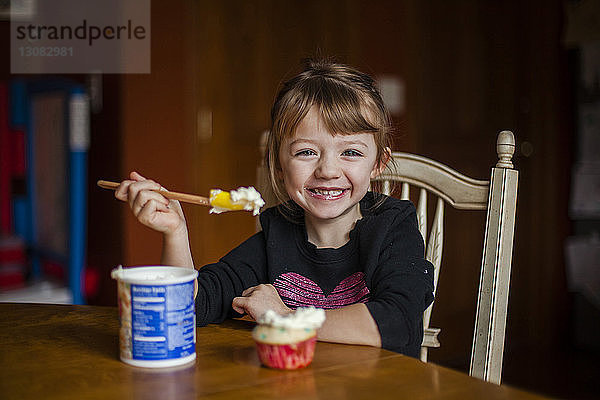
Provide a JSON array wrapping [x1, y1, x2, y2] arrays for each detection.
[[372, 131, 518, 384]]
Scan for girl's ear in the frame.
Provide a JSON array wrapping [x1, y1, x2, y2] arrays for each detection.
[[371, 147, 391, 179]]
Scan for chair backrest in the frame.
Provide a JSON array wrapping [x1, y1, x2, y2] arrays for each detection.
[[372, 131, 518, 384]]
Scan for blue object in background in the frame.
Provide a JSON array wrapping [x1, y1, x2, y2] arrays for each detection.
[[9, 79, 90, 304], [68, 87, 90, 305], [10, 80, 27, 127]]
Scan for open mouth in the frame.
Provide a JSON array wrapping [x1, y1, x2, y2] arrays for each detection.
[[306, 188, 348, 200]]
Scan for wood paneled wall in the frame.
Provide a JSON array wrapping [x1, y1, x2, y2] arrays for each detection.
[[120, 0, 367, 269]]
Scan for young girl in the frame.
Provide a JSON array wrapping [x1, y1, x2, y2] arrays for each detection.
[[115, 59, 434, 357]]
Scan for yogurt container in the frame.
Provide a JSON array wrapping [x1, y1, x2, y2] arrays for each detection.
[[111, 266, 198, 368]]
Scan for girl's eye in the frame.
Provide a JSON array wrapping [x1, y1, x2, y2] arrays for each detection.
[[295, 149, 316, 157], [342, 149, 363, 157]]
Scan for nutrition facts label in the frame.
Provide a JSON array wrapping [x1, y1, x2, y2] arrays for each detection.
[[131, 281, 195, 360]]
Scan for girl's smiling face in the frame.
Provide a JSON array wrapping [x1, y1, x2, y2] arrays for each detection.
[[279, 107, 383, 225]]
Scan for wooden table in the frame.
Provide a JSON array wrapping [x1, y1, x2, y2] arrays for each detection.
[[0, 303, 546, 399]]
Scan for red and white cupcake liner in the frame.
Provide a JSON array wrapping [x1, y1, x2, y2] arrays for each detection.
[[255, 336, 317, 370]]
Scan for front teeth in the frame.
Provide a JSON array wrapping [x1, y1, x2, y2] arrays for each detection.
[[312, 189, 343, 196]]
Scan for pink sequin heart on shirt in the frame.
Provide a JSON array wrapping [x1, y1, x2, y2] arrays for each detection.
[[273, 272, 370, 309]]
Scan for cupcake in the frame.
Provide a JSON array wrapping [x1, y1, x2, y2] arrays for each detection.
[[252, 307, 326, 370]]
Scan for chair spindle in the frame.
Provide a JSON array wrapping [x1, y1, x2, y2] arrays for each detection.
[[400, 182, 410, 200], [417, 189, 427, 242], [382, 180, 391, 196]]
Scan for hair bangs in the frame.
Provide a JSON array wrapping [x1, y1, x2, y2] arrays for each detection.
[[316, 90, 380, 137]]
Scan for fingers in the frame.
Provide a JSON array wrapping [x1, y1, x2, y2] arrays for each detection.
[[232, 284, 290, 320], [114, 172, 164, 207], [241, 286, 257, 297], [114, 180, 133, 202], [130, 189, 170, 218], [113, 172, 185, 235], [130, 171, 146, 181], [241, 284, 274, 297], [127, 179, 161, 207], [115, 171, 147, 201], [167, 198, 185, 220], [234, 285, 260, 315], [231, 297, 248, 315], [136, 197, 169, 227]]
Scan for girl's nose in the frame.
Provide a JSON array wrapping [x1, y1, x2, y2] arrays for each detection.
[[315, 154, 341, 179]]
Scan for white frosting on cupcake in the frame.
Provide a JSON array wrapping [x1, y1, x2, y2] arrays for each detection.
[[252, 307, 326, 344], [258, 307, 325, 329]]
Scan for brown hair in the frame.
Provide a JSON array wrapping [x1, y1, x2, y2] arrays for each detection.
[[266, 59, 395, 215]]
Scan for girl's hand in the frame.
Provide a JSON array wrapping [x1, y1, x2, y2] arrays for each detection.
[[115, 171, 187, 237], [232, 284, 292, 321]]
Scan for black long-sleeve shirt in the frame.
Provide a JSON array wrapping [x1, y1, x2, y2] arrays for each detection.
[[195, 192, 434, 357]]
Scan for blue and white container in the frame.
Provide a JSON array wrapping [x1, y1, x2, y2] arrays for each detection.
[[111, 266, 198, 368]]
